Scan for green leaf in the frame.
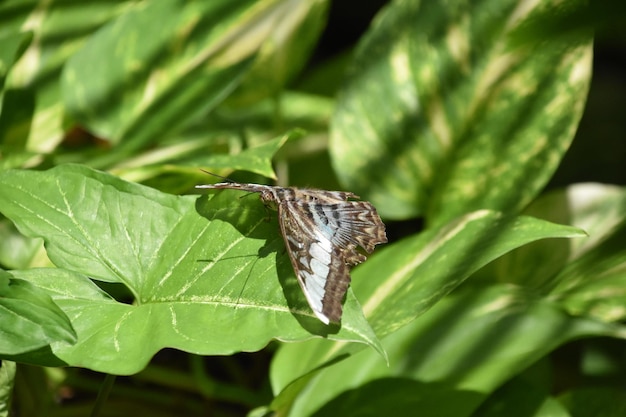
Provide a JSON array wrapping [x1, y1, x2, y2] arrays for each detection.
[[360, 212, 585, 337], [0, 31, 32, 90], [3, 1, 127, 153], [225, 0, 329, 105], [477, 183, 626, 322], [0, 270, 76, 355], [272, 284, 623, 417], [62, 0, 257, 150], [544, 185, 626, 322], [95, 91, 332, 188], [114, 131, 298, 184], [193, 132, 297, 180], [330, 0, 592, 221], [62, 0, 323, 153], [0, 165, 382, 374], [269, 212, 586, 407], [0, 220, 44, 270]]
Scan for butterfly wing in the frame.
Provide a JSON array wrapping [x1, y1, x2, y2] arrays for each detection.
[[293, 190, 387, 254], [277, 200, 351, 324], [321, 200, 387, 253], [198, 183, 386, 323]]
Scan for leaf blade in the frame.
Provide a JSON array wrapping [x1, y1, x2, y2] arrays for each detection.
[[0, 165, 383, 374], [330, 0, 592, 222]]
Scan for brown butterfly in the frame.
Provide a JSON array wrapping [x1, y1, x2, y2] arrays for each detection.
[[196, 179, 387, 324]]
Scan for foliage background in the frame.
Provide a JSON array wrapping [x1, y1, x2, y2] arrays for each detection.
[[0, 0, 625, 416]]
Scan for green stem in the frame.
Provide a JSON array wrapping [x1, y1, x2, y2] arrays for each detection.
[[89, 374, 116, 417]]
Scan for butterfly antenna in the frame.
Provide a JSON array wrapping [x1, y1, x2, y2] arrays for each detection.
[[199, 169, 235, 183]]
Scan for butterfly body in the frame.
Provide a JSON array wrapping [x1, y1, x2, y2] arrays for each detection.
[[196, 181, 387, 324]]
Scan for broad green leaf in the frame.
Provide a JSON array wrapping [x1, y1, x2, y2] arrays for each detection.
[[0, 165, 382, 374], [330, 0, 592, 221], [272, 284, 625, 417], [361, 212, 585, 338], [98, 90, 332, 187], [3, 1, 131, 153], [62, 0, 320, 152], [269, 212, 586, 397], [0, 270, 76, 355]]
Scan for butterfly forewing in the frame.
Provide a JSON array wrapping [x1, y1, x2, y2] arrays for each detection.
[[196, 181, 387, 324]]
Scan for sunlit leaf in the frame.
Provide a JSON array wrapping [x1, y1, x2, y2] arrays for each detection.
[[269, 211, 587, 407], [0, 165, 382, 374], [61, 0, 325, 155], [272, 284, 623, 417], [330, 0, 592, 221], [4, 1, 130, 153]]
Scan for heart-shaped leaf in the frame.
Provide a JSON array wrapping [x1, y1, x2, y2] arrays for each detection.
[[0, 165, 382, 374]]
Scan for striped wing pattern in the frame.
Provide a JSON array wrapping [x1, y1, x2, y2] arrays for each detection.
[[196, 182, 387, 324]]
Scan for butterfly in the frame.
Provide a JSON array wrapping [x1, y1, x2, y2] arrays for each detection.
[[196, 178, 387, 324]]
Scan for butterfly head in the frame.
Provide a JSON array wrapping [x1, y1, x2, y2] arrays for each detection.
[[256, 189, 279, 210]]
